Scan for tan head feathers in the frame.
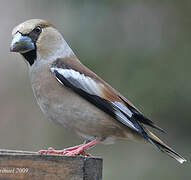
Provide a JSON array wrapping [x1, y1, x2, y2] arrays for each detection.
[[12, 19, 54, 35]]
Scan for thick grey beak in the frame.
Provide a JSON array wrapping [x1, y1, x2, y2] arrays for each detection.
[[10, 32, 35, 53]]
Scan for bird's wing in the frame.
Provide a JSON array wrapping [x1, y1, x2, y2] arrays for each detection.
[[50, 58, 165, 139]]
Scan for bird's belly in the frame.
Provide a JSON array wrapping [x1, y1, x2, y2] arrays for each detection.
[[30, 65, 140, 142], [40, 88, 110, 130], [31, 76, 125, 141]]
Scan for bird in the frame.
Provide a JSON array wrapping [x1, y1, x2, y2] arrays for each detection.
[[10, 19, 186, 163]]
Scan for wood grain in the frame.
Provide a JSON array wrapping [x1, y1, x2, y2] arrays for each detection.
[[0, 149, 102, 180]]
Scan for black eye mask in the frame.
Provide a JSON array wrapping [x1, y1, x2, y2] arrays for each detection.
[[21, 26, 42, 66], [27, 26, 42, 43]]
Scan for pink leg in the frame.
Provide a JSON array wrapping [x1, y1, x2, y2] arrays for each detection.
[[39, 139, 100, 156], [65, 139, 100, 156], [39, 144, 84, 155]]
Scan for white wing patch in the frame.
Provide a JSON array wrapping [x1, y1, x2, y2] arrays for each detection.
[[50, 67, 104, 96], [113, 101, 133, 118], [50, 66, 138, 132], [115, 111, 137, 131]]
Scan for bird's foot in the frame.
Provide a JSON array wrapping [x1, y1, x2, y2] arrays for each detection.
[[38, 139, 99, 156], [39, 144, 84, 155]]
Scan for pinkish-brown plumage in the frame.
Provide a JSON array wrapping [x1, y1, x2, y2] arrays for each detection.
[[10, 19, 186, 163]]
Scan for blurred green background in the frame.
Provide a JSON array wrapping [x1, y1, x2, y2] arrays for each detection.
[[0, 0, 190, 179]]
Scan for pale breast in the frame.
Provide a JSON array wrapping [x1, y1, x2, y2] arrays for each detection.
[[29, 61, 141, 142]]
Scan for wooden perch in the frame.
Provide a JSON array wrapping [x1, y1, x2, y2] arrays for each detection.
[[0, 149, 102, 180]]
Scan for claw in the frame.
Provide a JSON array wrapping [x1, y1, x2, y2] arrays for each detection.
[[38, 149, 48, 154], [38, 139, 99, 156]]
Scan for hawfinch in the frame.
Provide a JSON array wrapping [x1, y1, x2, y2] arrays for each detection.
[[10, 19, 186, 163]]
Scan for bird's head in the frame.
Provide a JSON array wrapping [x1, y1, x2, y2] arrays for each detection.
[[10, 19, 73, 66]]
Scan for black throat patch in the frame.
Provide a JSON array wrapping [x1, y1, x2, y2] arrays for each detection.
[[21, 49, 37, 66]]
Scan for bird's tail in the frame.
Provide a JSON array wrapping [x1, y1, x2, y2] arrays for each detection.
[[147, 131, 186, 164]]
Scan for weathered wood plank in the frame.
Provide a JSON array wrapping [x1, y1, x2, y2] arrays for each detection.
[[0, 149, 102, 180]]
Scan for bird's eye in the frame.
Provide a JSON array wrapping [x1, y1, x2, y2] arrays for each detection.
[[33, 26, 42, 34]]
